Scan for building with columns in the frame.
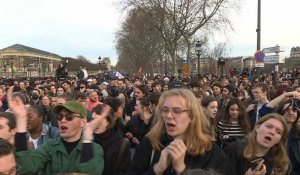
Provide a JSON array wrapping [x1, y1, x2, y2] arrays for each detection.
[[0, 44, 62, 77]]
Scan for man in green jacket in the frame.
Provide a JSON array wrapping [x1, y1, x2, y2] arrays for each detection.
[[8, 89, 110, 175]]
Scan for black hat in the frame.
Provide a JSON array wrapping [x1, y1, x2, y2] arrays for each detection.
[[169, 81, 186, 89]]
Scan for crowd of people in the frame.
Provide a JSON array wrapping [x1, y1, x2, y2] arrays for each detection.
[[0, 69, 299, 175]]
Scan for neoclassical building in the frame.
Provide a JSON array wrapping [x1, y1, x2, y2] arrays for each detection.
[[0, 44, 61, 77]]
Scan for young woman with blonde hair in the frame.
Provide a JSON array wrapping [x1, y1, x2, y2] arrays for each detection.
[[128, 88, 228, 175], [224, 113, 290, 175]]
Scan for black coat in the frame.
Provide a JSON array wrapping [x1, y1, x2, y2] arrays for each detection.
[[94, 128, 131, 175], [128, 134, 229, 175], [125, 115, 152, 148], [289, 135, 300, 174]]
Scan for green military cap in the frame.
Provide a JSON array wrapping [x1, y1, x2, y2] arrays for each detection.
[[53, 101, 87, 118]]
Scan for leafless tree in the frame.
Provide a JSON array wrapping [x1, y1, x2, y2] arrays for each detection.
[[115, 8, 165, 76]]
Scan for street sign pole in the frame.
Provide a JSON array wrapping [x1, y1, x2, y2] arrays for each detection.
[[262, 45, 285, 83]]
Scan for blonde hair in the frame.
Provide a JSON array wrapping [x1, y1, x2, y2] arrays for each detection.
[[147, 88, 214, 156], [243, 113, 290, 174]]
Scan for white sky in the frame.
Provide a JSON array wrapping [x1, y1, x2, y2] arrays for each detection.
[[217, 0, 300, 58], [0, 0, 299, 65]]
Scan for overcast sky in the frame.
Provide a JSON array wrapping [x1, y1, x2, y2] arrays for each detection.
[[0, 0, 299, 65]]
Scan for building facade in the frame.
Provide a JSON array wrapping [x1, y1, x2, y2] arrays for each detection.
[[0, 44, 61, 77]]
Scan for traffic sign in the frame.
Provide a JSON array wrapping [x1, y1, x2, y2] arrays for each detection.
[[254, 50, 265, 63], [262, 46, 284, 53], [264, 54, 285, 64]]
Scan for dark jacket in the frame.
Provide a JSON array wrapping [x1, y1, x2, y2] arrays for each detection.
[[94, 128, 131, 175], [128, 134, 229, 175], [125, 115, 153, 148], [224, 140, 276, 175], [248, 102, 259, 130], [76, 69, 84, 80], [288, 135, 300, 174], [26, 124, 60, 148]]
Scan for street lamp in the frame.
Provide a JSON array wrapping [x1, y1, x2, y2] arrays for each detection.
[[218, 57, 225, 77], [98, 56, 102, 70], [195, 41, 202, 78], [10, 60, 14, 78]]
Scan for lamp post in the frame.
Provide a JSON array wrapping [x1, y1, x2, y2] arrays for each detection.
[[10, 60, 14, 78], [218, 57, 226, 77], [195, 41, 202, 78], [98, 56, 102, 72]]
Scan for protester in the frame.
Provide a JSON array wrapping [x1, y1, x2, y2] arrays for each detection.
[[218, 97, 250, 148], [0, 87, 8, 111], [0, 112, 16, 144], [0, 138, 17, 175], [9, 85, 108, 174], [201, 96, 218, 138], [125, 97, 153, 148], [224, 113, 290, 175], [247, 83, 269, 129], [93, 101, 131, 175], [128, 88, 227, 175], [26, 105, 60, 149]]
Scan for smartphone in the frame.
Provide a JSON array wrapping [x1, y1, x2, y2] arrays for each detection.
[[250, 158, 264, 170]]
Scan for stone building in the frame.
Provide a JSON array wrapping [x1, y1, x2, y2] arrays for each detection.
[[0, 44, 61, 77]]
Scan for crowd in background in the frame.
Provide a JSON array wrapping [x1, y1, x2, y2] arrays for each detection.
[[0, 67, 299, 175]]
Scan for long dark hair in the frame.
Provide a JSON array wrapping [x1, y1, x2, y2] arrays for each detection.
[[222, 97, 250, 134]]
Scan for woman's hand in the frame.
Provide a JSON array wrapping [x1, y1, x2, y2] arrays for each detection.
[[167, 139, 186, 174], [245, 159, 266, 175], [154, 147, 172, 175]]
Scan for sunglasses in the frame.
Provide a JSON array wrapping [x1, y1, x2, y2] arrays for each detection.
[[57, 113, 81, 121]]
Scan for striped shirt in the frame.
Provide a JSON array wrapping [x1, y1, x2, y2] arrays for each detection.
[[218, 121, 246, 147]]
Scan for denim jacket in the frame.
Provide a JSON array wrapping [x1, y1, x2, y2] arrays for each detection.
[[27, 123, 60, 149]]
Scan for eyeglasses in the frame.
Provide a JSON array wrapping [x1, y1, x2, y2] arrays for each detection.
[[160, 107, 189, 117], [56, 113, 81, 121]]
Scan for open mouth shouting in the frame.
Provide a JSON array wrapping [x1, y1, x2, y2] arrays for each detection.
[[60, 125, 68, 133], [166, 122, 176, 132]]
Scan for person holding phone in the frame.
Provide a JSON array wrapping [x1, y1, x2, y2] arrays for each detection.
[[128, 88, 228, 175], [224, 113, 290, 175]]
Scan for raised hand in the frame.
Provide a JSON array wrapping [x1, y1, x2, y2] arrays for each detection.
[[7, 86, 28, 132], [82, 104, 111, 143], [88, 104, 111, 130], [7, 86, 27, 118]]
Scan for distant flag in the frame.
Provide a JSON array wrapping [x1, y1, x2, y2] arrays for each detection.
[[115, 71, 124, 79]]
